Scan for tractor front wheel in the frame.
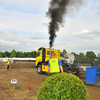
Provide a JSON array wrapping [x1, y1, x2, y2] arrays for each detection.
[[37, 65, 43, 74]]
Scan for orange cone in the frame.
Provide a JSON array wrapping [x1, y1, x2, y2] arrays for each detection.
[[27, 82, 30, 92], [5, 66, 7, 69]]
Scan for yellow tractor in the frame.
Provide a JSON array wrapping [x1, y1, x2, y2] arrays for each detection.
[[35, 47, 82, 77], [35, 47, 60, 74]]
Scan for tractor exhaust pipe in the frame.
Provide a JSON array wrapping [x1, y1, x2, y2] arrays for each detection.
[[50, 48, 51, 59], [48, 47, 51, 76]]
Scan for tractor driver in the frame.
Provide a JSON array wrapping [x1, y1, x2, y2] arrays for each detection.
[[48, 52, 63, 75]]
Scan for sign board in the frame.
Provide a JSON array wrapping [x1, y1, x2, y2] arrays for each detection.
[[64, 54, 74, 64], [11, 79, 17, 84]]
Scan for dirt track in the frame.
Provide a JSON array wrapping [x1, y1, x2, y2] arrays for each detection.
[[0, 68, 100, 100], [0, 62, 36, 69]]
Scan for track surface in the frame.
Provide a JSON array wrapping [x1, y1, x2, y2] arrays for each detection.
[[0, 69, 100, 100]]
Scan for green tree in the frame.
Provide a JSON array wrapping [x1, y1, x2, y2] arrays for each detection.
[[71, 52, 79, 60], [16, 51, 20, 57], [18, 51, 25, 58], [24, 52, 29, 57], [60, 52, 63, 57], [27, 52, 30, 57], [4, 51, 10, 57], [31, 51, 34, 57], [97, 53, 100, 60], [10, 49, 16, 57], [79, 53, 87, 60], [1, 52, 5, 57], [28, 52, 31, 58], [62, 49, 67, 57], [86, 51, 96, 60], [4, 54, 7, 57], [33, 51, 37, 58], [0, 52, 3, 57]]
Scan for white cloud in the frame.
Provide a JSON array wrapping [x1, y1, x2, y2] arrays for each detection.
[[0, 0, 100, 55], [0, 0, 50, 12], [0, 40, 19, 46], [72, 29, 100, 39], [0, 30, 49, 52], [0, 10, 48, 34]]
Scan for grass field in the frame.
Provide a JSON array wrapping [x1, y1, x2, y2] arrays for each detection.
[[0, 68, 100, 100], [0, 81, 36, 100], [0, 69, 38, 100]]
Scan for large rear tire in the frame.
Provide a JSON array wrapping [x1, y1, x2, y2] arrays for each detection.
[[37, 65, 43, 74]]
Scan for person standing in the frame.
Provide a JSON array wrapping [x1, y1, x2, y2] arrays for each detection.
[[7, 59, 10, 70], [48, 52, 63, 75]]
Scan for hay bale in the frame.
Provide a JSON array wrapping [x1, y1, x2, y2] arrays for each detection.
[[0, 62, 7, 69]]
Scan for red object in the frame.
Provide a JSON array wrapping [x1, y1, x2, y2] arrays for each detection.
[[80, 68, 83, 70], [63, 69, 67, 71], [44, 66, 45, 69], [5, 66, 7, 69], [27, 82, 30, 92]]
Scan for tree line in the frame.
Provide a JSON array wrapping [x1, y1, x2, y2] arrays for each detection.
[[61, 49, 100, 60], [0, 49, 100, 60]]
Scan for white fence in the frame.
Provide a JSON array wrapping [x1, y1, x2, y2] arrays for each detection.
[[0, 58, 36, 62]]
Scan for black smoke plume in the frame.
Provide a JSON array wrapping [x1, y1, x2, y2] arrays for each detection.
[[46, 0, 85, 48]]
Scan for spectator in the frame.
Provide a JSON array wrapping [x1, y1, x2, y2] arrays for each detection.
[[7, 59, 10, 70]]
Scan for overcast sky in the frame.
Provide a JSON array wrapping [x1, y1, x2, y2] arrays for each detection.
[[0, 0, 100, 55]]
